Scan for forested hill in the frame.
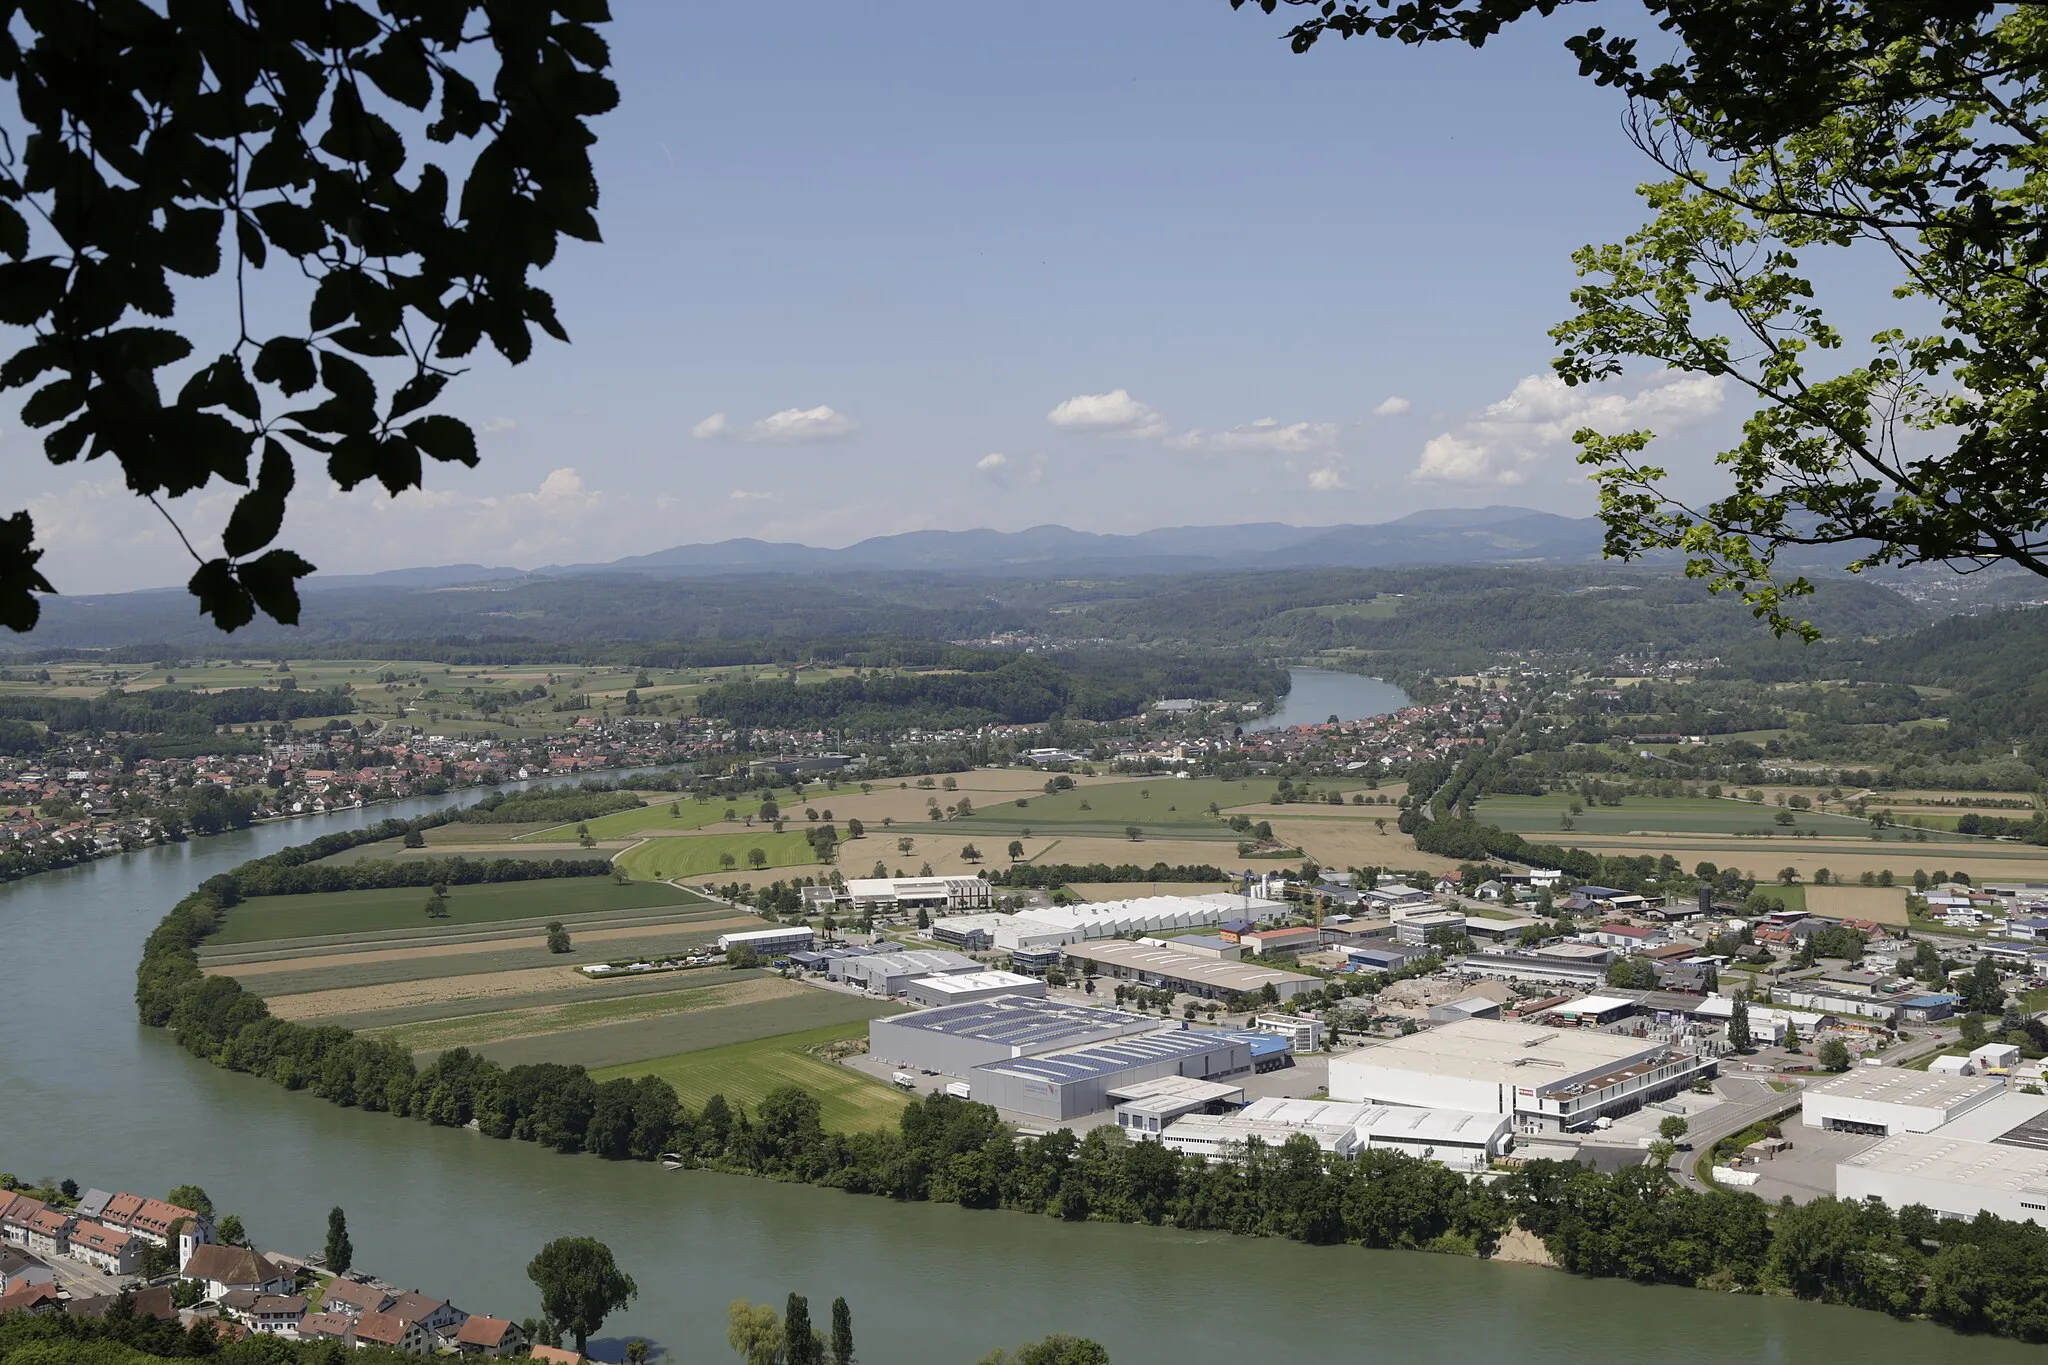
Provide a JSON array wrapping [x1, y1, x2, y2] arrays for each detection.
[[695, 652, 1286, 731], [10, 563, 1932, 663], [1723, 607, 2048, 747]]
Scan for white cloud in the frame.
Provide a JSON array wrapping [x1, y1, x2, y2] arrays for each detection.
[[479, 416, 518, 434], [728, 488, 773, 501], [693, 405, 860, 443], [1046, 389, 1168, 439], [1413, 434, 1510, 485], [1374, 396, 1411, 418], [1307, 463, 1349, 492], [1411, 371, 1725, 486], [976, 451, 1045, 488], [1192, 417, 1339, 454]]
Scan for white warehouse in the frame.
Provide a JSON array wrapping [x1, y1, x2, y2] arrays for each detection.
[[716, 926, 815, 956], [1802, 1069, 2005, 1136], [992, 894, 1289, 952], [1328, 1018, 1716, 1134], [1836, 1092, 2048, 1225], [1160, 1096, 1512, 1171]]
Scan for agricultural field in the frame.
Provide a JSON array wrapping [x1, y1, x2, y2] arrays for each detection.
[[591, 1018, 912, 1133], [613, 830, 820, 881], [317, 838, 616, 866], [476, 991, 906, 1073], [954, 774, 1378, 844], [211, 877, 706, 944], [1472, 794, 1964, 843], [364, 974, 798, 1054], [1802, 884, 1909, 926]]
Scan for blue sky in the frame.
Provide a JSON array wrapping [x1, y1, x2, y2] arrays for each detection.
[[26, 1, 1755, 591]]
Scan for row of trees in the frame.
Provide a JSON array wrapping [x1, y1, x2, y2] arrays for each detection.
[[457, 786, 648, 826], [986, 862, 1230, 890], [226, 853, 612, 898]]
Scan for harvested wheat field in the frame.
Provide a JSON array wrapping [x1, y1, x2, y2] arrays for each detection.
[[264, 964, 603, 1020], [364, 976, 807, 1052], [209, 914, 761, 979], [1803, 885, 1911, 926], [1266, 820, 1463, 877], [1533, 833, 2048, 884]]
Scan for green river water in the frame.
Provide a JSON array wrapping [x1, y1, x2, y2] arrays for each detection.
[[2, 787, 2041, 1362]]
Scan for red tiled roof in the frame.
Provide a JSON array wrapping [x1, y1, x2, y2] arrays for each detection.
[[320, 1279, 391, 1313], [455, 1316, 518, 1348], [68, 1222, 131, 1255], [354, 1311, 412, 1345], [0, 1283, 61, 1314]]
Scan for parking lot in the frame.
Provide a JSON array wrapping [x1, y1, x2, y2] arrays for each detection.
[[1742, 1124, 1881, 1203]]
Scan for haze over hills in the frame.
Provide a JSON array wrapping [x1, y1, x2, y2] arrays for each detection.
[[303, 506, 1607, 590]]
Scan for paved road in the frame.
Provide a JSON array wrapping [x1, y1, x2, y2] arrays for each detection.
[[1673, 1074, 1806, 1193]]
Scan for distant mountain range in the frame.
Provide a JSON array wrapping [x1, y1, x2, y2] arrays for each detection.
[[304, 506, 1609, 591]]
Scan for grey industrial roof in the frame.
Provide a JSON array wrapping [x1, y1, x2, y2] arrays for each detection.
[[1060, 938, 1316, 991], [881, 994, 1147, 1048], [978, 1029, 1239, 1085]]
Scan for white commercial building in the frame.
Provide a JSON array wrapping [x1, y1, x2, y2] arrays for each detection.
[[1690, 996, 1825, 1047], [839, 876, 993, 916], [1253, 1015, 1325, 1051], [902, 970, 1046, 1007], [1802, 1069, 2005, 1136], [716, 926, 816, 956], [1328, 1018, 1716, 1134], [991, 894, 1289, 952], [828, 948, 979, 995], [1836, 1092, 2048, 1225], [1160, 1096, 1511, 1170]]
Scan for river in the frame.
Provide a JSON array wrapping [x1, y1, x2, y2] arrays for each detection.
[[1249, 667, 1411, 731], [1, 790, 2033, 1364]]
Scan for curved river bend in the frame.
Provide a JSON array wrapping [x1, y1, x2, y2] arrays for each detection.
[[1, 792, 2031, 1363], [1250, 668, 1411, 731]]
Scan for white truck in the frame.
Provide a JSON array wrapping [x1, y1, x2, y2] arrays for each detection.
[[892, 1071, 917, 1090], [945, 1081, 972, 1100]]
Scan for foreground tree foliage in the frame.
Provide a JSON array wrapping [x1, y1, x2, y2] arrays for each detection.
[[0, 0, 617, 631], [1242, 0, 2048, 637]]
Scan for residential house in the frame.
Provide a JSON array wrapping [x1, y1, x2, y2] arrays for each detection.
[[247, 1294, 308, 1336], [180, 1244, 293, 1301], [353, 1310, 431, 1355], [0, 1248, 54, 1294], [297, 1312, 357, 1347], [22, 1207, 72, 1261], [453, 1316, 526, 1357], [0, 1282, 62, 1316], [99, 1192, 212, 1266], [385, 1290, 466, 1341], [65, 1220, 142, 1276], [529, 1347, 586, 1365], [320, 1278, 394, 1317], [1584, 923, 1665, 950]]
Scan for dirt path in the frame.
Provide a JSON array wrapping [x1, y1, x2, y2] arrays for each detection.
[[209, 914, 760, 978]]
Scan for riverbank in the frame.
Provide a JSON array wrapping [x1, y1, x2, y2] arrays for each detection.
[[131, 821, 2048, 1347], [1, 778, 2037, 1363]]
